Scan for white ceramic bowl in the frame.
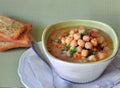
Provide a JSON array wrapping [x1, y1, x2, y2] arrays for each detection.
[[42, 20, 119, 83]]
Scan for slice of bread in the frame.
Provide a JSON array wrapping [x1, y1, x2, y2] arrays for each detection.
[[0, 16, 27, 39], [0, 32, 33, 51], [0, 23, 32, 45], [0, 16, 34, 51], [0, 41, 30, 51], [0, 30, 30, 45]]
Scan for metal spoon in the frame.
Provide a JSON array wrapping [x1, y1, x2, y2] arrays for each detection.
[[30, 41, 51, 67], [30, 41, 56, 88]]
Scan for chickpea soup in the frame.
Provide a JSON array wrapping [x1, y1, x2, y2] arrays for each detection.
[[47, 26, 113, 63]]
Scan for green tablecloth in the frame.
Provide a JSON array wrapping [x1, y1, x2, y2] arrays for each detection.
[[0, 0, 120, 87]]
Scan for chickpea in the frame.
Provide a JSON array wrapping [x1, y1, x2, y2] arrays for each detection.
[[61, 37, 66, 44], [97, 36, 104, 44], [78, 28, 85, 34], [66, 50, 71, 57], [76, 46, 82, 53], [65, 37, 73, 45], [78, 39, 85, 47], [69, 34, 74, 38], [90, 29, 99, 37], [102, 42, 107, 47], [69, 30, 74, 35], [83, 35, 90, 42], [91, 29, 99, 33], [104, 46, 110, 51], [85, 42, 93, 49], [104, 46, 111, 55], [74, 28, 79, 33], [81, 49, 89, 57], [91, 38, 97, 46], [88, 55, 96, 61], [97, 51, 107, 60], [70, 40, 77, 47], [70, 46, 75, 50], [74, 33, 81, 40]]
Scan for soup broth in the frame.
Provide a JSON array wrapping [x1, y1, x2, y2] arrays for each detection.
[[47, 26, 113, 63]]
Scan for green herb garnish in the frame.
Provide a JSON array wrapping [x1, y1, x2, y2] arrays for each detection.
[[99, 45, 104, 50], [54, 39, 61, 44], [70, 48, 77, 56], [62, 44, 70, 51], [64, 33, 69, 37], [92, 50, 98, 55], [81, 29, 90, 35], [88, 50, 93, 56], [88, 50, 98, 56]]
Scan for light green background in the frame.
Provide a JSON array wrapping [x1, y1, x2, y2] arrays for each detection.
[[0, 0, 120, 87]]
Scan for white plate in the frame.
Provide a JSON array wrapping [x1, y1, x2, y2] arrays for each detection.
[[18, 42, 120, 88], [18, 48, 36, 88], [18, 42, 47, 88]]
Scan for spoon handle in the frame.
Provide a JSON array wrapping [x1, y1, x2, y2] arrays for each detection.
[[30, 41, 51, 68]]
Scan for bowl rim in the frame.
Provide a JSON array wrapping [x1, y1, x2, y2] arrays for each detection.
[[42, 19, 119, 65]]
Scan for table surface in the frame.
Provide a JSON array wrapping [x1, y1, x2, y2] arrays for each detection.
[[0, 0, 120, 87]]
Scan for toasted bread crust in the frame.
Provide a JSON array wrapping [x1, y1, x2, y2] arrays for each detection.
[[0, 30, 29, 45], [0, 23, 32, 45], [0, 16, 27, 39], [0, 41, 30, 51], [0, 16, 33, 51]]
